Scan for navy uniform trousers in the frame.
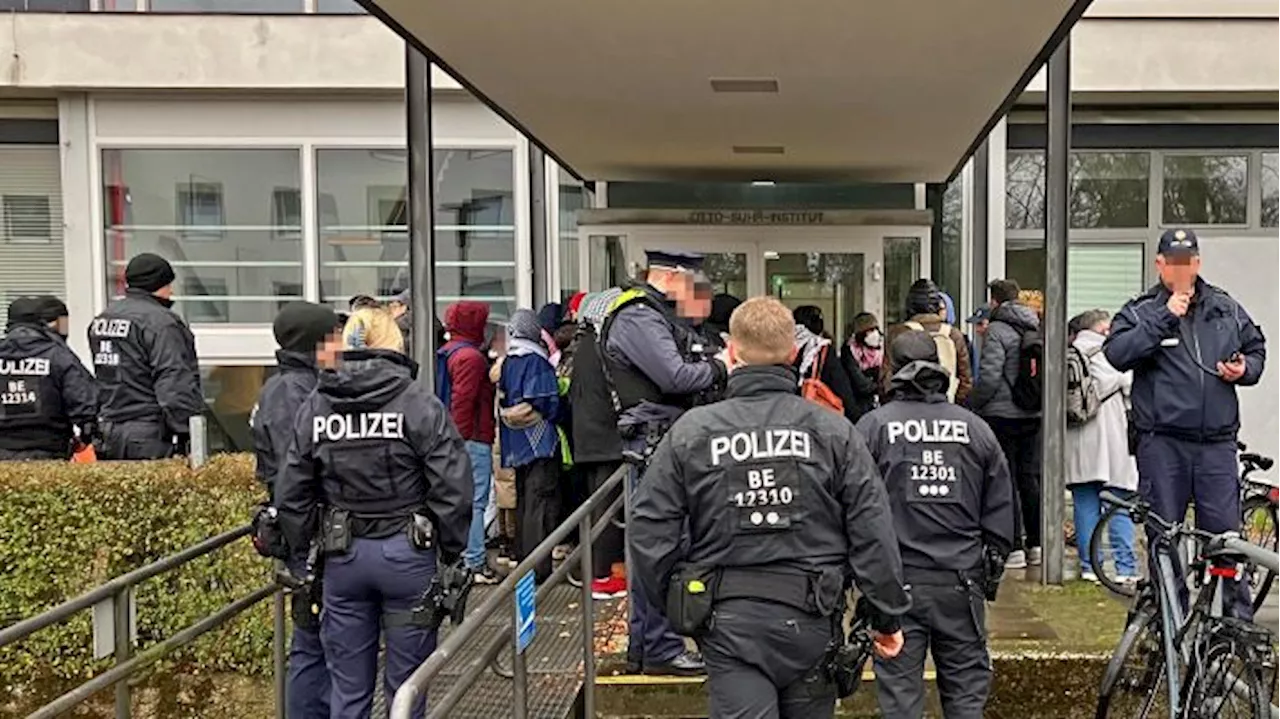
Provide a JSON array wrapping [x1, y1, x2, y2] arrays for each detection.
[[1136, 433, 1252, 620], [286, 558, 330, 719], [874, 571, 991, 719], [625, 443, 687, 667], [322, 534, 437, 719], [702, 598, 836, 719]]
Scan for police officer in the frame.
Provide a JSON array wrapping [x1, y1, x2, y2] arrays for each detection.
[[0, 296, 97, 460], [251, 301, 343, 719], [88, 253, 203, 460], [1104, 229, 1266, 620], [856, 330, 1015, 719], [631, 297, 910, 718], [601, 250, 729, 676], [275, 315, 472, 719]]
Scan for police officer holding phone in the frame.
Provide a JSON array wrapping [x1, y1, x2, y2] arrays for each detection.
[[0, 296, 97, 460], [1105, 228, 1266, 619], [631, 297, 910, 719], [275, 318, 472, 719], [856, 330, 1014, 719]]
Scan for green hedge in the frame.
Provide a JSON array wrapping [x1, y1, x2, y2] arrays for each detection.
[[0, 454, 274, 710]]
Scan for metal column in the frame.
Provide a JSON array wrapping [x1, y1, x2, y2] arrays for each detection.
[[406, 45, 439, 384], [1041, 35, 1071, 586], [528, 145, 550, 308], [970, 138, 990, 313]]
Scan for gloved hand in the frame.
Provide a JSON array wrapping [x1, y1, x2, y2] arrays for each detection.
[[251, 504, 290, 560], [76, 421, 98, 447]]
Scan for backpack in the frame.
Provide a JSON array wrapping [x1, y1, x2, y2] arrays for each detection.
[[800, 345, 845, 414], [1007, 326, 1044, 412], [1066, 345, 1102, 427], [904, 321, 959, 402], [433, 343, 467, 408]]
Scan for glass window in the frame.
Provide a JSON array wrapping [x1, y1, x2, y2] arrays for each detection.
[[2, 195, 52, 242], [1161, 154, 1248, 226], [1262, 152, 1278, 229], [1007, 151, 1151, 229], [587, 235, 626, 291], [767, 252, 863, 346], [0, 0, 88, 10], [1071, 152, 1150, 228], [101, 148, 304, 324], [557, 167, 586, 302], [316, 148, 517, 321], [201, 364, 270, 453], [1005, 237, 1045, 296], [882, 237, 921, 326], [314, 0, 363, 11], [937, 177, 963, 301], [147, 0, 303, 11], [1067, 244, 1145, 319]]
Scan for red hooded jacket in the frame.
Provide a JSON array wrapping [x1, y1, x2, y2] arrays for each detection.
[[443, 301, 496, 444]]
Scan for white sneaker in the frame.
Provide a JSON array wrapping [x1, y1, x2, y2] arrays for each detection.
[[1081, 570, 1100, 583], [1006, 550, 1028, 569], [1027, 547, 1043, 566]]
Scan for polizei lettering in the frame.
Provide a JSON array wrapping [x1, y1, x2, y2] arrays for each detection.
[[91, 318, 132, 338], [885, 419, 971, 445], [313, 412, 406, 443], [710, 429, 812, 466], [0, 357, 51, 376]]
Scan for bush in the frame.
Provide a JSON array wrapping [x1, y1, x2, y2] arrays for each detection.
[[0, 454, 274, 710]]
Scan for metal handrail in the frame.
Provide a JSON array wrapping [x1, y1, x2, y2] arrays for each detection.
[[391, 463, 629, 719], [0, 523, 286, 719]]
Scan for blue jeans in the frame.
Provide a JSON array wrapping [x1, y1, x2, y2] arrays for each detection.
[[464, 441, 493, 570], [1072, 482, 1136, 576]]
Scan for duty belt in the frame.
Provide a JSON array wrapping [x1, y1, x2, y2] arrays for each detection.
[[716, 565, 843, 616], [903, 565, 984, 586]]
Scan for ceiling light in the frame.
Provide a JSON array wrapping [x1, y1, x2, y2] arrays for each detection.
[[733, 145, 785, 155], [710, 78, 780, 94], [751, 180, 776, 187]]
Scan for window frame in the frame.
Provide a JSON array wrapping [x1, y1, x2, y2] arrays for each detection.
[[1156, 150, 1252, 230]]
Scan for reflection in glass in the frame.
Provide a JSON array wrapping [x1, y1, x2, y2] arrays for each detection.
[[558, 168, 587, 301], [201, 365, 269, 453], [1006, 151, 1151, 230], [1162, 155, 1248, 226], [938, 178, 963, 301], [766, 252, 863, 347], [148, 0, 303, 11], [1262, 153, 1278, 229], [699, 254, 748, 300], [0, 0, 88, 11], [101, 148, 303, 324], [588, 235, 627, 291], [883, 238, 921, 326], [315, 148, 516, 320]]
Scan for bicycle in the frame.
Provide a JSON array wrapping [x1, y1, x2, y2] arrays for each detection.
[[1095, 491, 1277, 719], [1237, 443, 1277, 609], [1090, 444, 1277, 616]]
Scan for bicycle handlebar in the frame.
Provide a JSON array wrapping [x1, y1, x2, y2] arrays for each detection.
[[1100, 490, 1280, 569]]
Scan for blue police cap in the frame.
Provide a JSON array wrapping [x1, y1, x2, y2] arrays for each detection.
[[645, 250, 705, 273], [1158, 228, 1199, 257]]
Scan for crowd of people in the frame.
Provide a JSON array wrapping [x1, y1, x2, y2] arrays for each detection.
[[0, 224, 1267, 718]]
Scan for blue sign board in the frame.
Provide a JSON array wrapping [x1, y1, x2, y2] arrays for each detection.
[[515, 571, 536, 655]]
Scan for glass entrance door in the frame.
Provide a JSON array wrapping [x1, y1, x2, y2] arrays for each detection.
[[765, 251, 865, 347]]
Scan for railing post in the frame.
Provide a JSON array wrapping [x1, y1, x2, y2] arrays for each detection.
[[273, 586, 287, 719], [112, 587, 131, 719], [622, 464, 636, 657], [512, 595, 529, 719], [579, 513, 596, 719]]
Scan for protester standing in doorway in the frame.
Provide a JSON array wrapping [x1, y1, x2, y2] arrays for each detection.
[[88, 253, 203, 460], [967, 278, 1043, 570], [840, 311, 883, 422]]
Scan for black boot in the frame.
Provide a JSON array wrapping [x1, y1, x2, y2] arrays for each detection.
[[643, 650, 705, 677]]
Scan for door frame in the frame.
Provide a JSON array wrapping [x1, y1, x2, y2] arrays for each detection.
[[581, 224, 931, 326]]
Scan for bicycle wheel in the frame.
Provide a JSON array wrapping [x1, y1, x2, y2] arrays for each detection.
[[1096, 604, 1171, 719], [1241, 495, 1277, 614], [1183, 617, 1272, 719], [1091, 501, 1144, 597]]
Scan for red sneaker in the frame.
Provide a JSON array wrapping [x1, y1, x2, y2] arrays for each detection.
[[590, 575, 628, 600]]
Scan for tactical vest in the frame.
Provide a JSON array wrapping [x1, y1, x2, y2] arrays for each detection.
[[599, 286, 704, 413]]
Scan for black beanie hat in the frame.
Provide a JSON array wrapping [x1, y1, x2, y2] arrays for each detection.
[[35, 295, 68, 323], [891, 329, 940, 367], [906, 278, 941, 317], [273, 301, 341, 353], [125, 253, 176, 293], [6, 296, 42, 328]]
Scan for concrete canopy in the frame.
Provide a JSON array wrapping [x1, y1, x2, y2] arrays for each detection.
[[364, 0, 1089, 184]]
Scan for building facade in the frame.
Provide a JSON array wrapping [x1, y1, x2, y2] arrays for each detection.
[[0, 0, 1276, 455]]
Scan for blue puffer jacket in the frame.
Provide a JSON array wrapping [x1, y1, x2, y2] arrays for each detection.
[[1104, 278, 1266, 443]]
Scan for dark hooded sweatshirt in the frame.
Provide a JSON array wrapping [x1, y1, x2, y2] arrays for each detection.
[[0, 323, 98, 456]]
